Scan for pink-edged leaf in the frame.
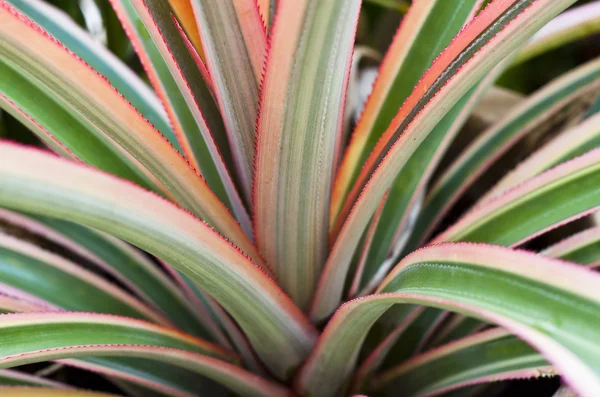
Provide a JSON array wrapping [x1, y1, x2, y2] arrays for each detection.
[[371, 328, 550, 397], [0, 2, 256, 255], [433, 148, 600, 246], [253, 0, 361, 309], [352, 59, 513, 298], [163, 265, 267, 374], [5, 346, 290, 397], [0, 142, 316, 379], [0, 368, 72, 388], [409, 58, 600, 251], [0, 291, 58, 314], [110, 0, 252, 234], [543, 225, 600, 266], [479, 110, 600, 204], [297, 243, 600, 397], [351, 307, 425, 393], [173, 18, 215, 97], [167, 0, 204, 58], [0, 209, 160, 310], [310, 0, 577, 321], [8, 211, 225, 343], [0, 231, 167, 325], [190, 0, 267, 202], [330, 0, 482, 225]]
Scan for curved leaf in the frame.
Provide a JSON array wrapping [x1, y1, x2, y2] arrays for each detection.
[[167, 0, 203, 59], [8, 0, 179, 149], [354, 62, 510, 296], [0, 232, 164, 324], [311, 0, 577, 321], [426, 314, 484, 349], [371, 329, 550, 397], [297, 243, 600, 397], [543, 226, 600, 266], [4, 211, 226, 341], [0, 312, 233, 360], [0, 62, 156, 190], [479, 110, 600, 204], [409, 57, 600, 250], [61, 354, 287, 397], [433, 148, 600, 245], [0, 143, 317, 379], [0, 2, 257, 256], [113, 0, 251, 234], [352, 307, 425, 392], [0, 369, 70, 388]]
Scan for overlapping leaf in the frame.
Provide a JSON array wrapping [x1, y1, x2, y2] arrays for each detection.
[[254, 0, 361, 309], [297, 244, 600, 397], [311, 0, 578, 321], [0, 143, 317, 379]]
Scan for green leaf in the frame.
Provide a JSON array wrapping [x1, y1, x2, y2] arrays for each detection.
[[371, 329, 550, 397], [426, 314, 484, 349], [0, 369, 70, 388], [0, 312, 233, 360], [0, 61, 158, 191], [0, 209, 224, 341], [9, 0, 178, 149], [112, 0, 251, 232], [331, 0, 480, 224], [543, 225, 600, 266], [0, 143, 317, 379], [311, 0, 577, 322], [297, 243, 600, 397], [433, 148, 600, 246], [0, 312, 291, 397], [191, 0, 266, 202], [354, 63, 508, 295], [479, 110, 600, 204], [407, 57, 600, 251], [352, 307, 425, 392], [253, 0, 361, 309], [0, 2, 258, 258], [0, 232, 164, 323]]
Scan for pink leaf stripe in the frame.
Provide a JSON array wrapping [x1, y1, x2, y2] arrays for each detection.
[[0, 209, 162, 307], [1, 345, 290, 397], [310, 0, 576, 322], [434, 148, 600, 245], [332, 0, 531, 236], [0, 94, 77, 161], [351, 307, 425, 393], [0, 142, 316, 378], [173, 16, 216, 97], [297, 244, 600, 397], [108, 0, 253, 238], [253, 0, 361, 309], [543, 226, 600, 257], [372, 328, 554, 396], [0, 232, 169, 325]]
